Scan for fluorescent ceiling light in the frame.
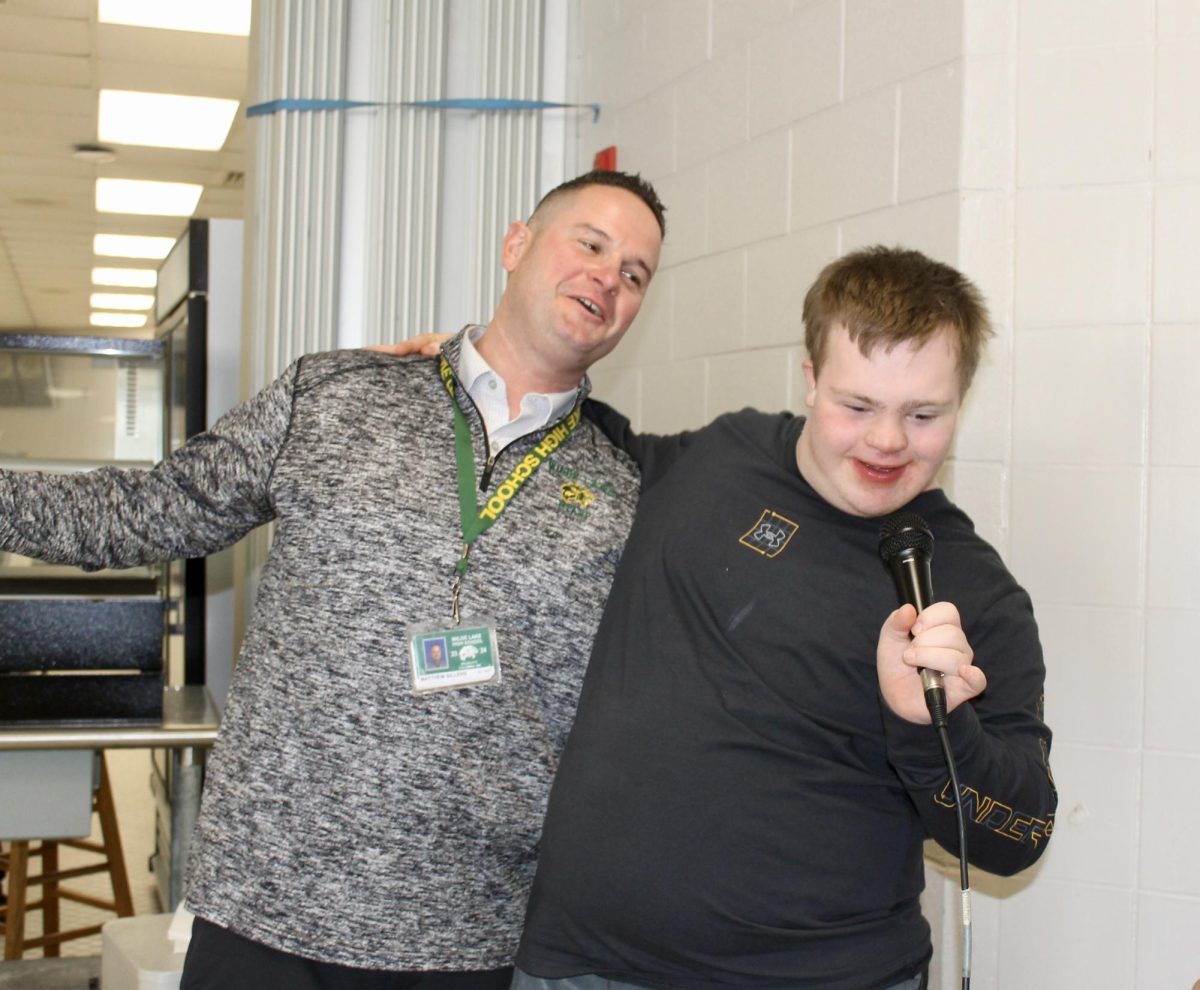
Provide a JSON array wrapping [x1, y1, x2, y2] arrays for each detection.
[[99, 90, 239, 152], [98, 0, 251, 36], [90, 312, 149, 328], [93, 267, 157, 289], [91, 292, 155, 311], [96, 178, 203, 217], [94, 234, 176, 260]]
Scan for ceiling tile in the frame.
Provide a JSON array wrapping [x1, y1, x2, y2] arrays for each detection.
[[0, 6, 248, 332], [0, 12, 91, 56], [0, 51, 92, 87]]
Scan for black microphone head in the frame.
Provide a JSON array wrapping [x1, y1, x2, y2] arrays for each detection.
[[878, 512, 934, 565]]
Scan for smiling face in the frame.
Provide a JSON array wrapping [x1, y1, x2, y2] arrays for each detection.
[[795, 323, 962, 519], [495, 183, 663, 386]]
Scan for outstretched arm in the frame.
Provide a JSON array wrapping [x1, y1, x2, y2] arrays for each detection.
[[0, 364, 296, 570]]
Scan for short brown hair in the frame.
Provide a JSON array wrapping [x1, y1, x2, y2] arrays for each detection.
[[530, 169, 667, 237], [802, 245, 992, 394]]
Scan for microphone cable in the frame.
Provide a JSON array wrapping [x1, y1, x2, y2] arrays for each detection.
[[934, 710, 971, 990], [879, 514, 971, 990]]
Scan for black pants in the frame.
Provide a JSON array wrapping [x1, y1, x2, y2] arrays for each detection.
[[181, 917, 514, 990], [511, 968, 928, 990]]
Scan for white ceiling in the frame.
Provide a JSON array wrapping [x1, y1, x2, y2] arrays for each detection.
[[0, 0, 249, 336]]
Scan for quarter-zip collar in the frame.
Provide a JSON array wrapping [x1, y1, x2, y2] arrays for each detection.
[[439, 326, 593, 491]]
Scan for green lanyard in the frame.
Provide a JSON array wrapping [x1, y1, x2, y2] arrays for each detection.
[[439, 356, 582, 621]]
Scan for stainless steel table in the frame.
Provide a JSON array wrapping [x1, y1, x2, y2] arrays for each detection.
[[0, 686, 220, 909], [0, 686, 219, 753]]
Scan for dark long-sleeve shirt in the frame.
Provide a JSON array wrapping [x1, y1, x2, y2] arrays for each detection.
[[517, 407, 1056, 990]]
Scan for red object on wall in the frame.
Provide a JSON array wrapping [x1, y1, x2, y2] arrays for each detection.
[[593, 146, 617, 171]]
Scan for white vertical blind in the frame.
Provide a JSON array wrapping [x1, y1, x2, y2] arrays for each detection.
[[245, 0, 348, 392], [237, 1, 565, 633], [247, 0, 560, 382], [364, 1, 447, 343], [473, 0, 545, 321]]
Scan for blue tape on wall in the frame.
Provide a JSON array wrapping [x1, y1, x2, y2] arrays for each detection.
[[246, 97, 601, 123]]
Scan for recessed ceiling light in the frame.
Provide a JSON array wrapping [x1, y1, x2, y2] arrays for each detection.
[[90, 312, 149, 328], [96, 178, 203, 217], [92, 267, 158, 288], [97, 0, 251, 36], [99, 91, 239, 151], [90, 292, 155, 311], [73, 142, 119, 164], [94, 234, 176, 259]]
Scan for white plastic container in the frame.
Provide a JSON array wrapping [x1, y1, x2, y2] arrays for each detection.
[[101, 913, 186, 990]]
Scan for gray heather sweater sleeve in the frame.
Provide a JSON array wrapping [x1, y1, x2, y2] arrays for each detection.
[[0, 362, 297, 571]]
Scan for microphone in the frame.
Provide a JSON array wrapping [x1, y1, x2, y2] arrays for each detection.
[[878, 512, 948, 727]]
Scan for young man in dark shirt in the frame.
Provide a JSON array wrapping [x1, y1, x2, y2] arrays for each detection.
[[395, 246, 1056, 990]]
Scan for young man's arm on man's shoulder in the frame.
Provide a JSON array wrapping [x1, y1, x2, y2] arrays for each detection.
[[582, 398, 703, 488]]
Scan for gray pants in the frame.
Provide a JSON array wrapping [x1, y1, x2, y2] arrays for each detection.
[[512, 967, 927, 990]]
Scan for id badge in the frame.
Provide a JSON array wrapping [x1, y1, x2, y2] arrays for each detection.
[[407, 619, 501, 694]]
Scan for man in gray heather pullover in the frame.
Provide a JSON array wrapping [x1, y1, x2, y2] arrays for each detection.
[[0, 169, 665, 989]]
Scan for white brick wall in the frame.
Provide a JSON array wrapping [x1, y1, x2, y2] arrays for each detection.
[[575, 0, 1200, 986]]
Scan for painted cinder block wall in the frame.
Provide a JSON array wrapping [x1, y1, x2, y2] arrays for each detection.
[[578, 1, 1200, 987]]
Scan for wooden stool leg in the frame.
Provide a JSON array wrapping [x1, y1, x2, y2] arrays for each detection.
[[96, 754, 134, 917], [3, 841, 28, 961], [41, 841, 60, 957]]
